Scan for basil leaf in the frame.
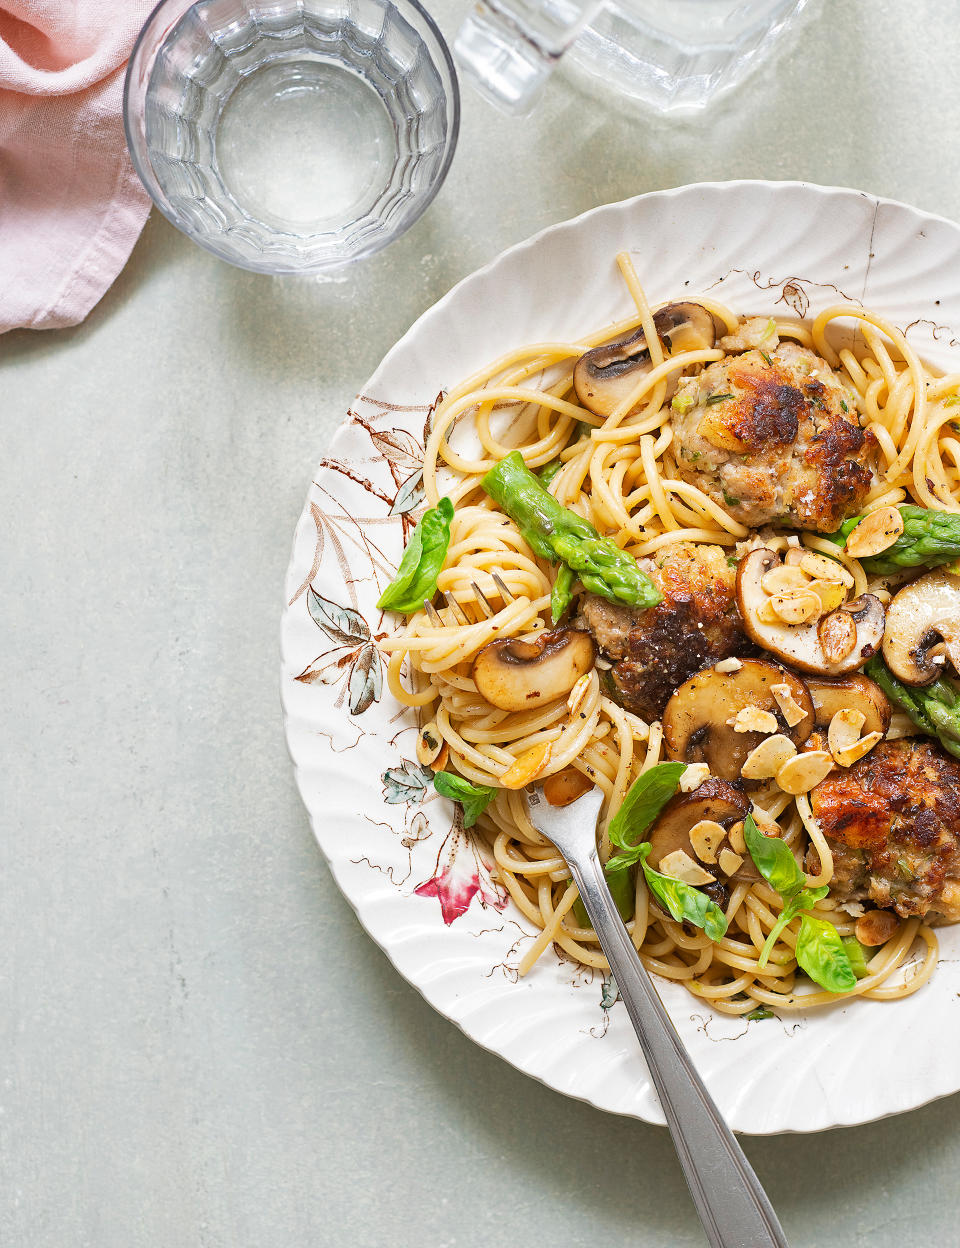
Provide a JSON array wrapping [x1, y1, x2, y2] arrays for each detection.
[[842, 936, 871, 980], [377, 497, 454, 614], [432, 771, 497, 828], [757, 884, 829, 968], [572, 865, 634, 927], [550, 563, 576, 624], [605, 762, 687, 871], [639, 845, 728, 942], [795, 914, 858, 994], [747, 1006, 774, 1021], [743, 812, 806, 902]]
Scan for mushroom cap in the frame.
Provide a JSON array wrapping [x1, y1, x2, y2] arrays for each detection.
[[646, 780, 758, 883], [805, 673, 892, 737], [882, 568, 960, 685], [662, 657, 814, 782], [472, 628, 595, 712], [573, 303, 716, 418], [737, 547, 886, 675]]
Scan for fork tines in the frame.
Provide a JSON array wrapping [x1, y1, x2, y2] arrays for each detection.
[[491, 571, 514, 602]]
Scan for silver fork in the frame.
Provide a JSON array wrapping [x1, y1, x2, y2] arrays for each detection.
[[526, 786, 789, 1248]]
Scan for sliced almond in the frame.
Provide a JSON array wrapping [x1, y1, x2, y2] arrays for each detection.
[[827, 708, 867, 759], [566, 672, 592, 717], [727, 820, 747, 854], [771, 683, 807, 728], [776, 749, 833, 794], [855, 909, 900, 947], [679, 762, 711, 793], [416, 722, 446, 767], [818, 610, 859, 664], [761, 565, 810, 596], [845, 506, 905, 559], [542, 766, 593, 807], [718, 847, 744, 876], [688, 818, 727, 865], [807, 579, 847, 614], [770, 588, 821, 625], [500, 740, 552, 789], [833, 730, 882, 768], [741, 733, 797, 780], [713, 657, 743, 674], [658, 849, 716, 886], [728, 707, 779, 734], [799, 551, 855, 587], [757, 597, 784, 624]]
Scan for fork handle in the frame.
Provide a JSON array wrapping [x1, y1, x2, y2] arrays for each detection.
[[569, 849, 789, 1248]]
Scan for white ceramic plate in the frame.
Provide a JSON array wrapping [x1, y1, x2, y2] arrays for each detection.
[[281, 181, 960, 1133]]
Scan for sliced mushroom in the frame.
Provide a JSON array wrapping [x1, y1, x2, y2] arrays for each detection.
[[882, 568, 960, 685], [805, 674, 892, 738], [472, 628, 595, 712], [573, 302, 716, 417], [645, 779, 749, 881], [737, 548, 885, 676], [662, 657, 814, 782]]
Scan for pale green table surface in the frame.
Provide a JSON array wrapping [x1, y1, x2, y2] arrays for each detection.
[[4, 2, 960, 1244]]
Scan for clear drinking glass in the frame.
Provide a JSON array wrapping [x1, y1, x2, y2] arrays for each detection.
[[455, 0, 807, 116], [124, 0, 460, 273]]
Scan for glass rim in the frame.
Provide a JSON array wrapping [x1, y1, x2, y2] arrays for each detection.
[[122, 0, 461, 274]]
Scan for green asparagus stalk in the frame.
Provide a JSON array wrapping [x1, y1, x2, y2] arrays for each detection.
[[865, 655, 960, 759], [829, 505, 960, 576], [482, 451, 662, 611]]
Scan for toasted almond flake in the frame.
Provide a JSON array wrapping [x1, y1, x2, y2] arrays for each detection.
[[741, 733, 797, 779], [845, 505, 905, 559], [728, 707, 779, 734], [566, 672, 592, 717], [500, 740, 552, 789], [757, 597, 783, 624], [728, 820, 747, 854], [718, 847, 744, 876], [783, 547, 805, 566], [855, 909, 900, 946], [658, 849, 716, 886], [799, 551, 854, 587], [416, 722, 446, 767], [819, 609, 859, 664], [776, 749, 833, 795], [770, 587, 821, 624], [771, 683, 806, 728], [760, 565, 810, 596], [833, 730, 882, 768], [827, 708, 867, 759], [807, 578, 847, 614], [689, 819, 727, 865], [787, 534, 801, 548], [838, 900, 866, 918], [679, 762, 711, 793], [713, 657, 743, 674]]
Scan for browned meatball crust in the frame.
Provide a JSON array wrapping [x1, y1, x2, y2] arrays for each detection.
[[578, 542, 749, 721], [672, 341, 875, 533], [809, 738, 960, 922]]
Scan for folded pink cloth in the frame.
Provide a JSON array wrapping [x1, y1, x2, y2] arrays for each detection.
[[0, 2, 154, 334]]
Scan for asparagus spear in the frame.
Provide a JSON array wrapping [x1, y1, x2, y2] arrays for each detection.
[[864, 655, 960, 759], [830, 505, 960, 576], [482, 451, 662, 611]]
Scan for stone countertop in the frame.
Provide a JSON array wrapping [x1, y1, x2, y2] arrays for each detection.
[[3, 2, 958, 1244]]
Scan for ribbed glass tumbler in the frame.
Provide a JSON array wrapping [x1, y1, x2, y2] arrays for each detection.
[[124, 0, 460, 273]]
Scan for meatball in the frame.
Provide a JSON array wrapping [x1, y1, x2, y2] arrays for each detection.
[[578, 542, 749, 721], [672, 341, 875, 532], [809, 738, 960, 922]]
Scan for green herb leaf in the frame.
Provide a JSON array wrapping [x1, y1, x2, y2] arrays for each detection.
[[550, 563, 576, 624], [705, 392, 734, 406], [605, 762, 687, 872], [840, 399, 849, 412], [671, 394, 695, 414], [432, 771, 497, 828], [377, 497, 455, 614], [759, 350, 772, 366], [639, 845, 728, 942], [841, 936, 871, 980], [747, 1006, 774, 1021], [722, 491, 741, 506], [538, 458, 563, 488], [795, 914, 858, 994], [743, 813, 806, 900]]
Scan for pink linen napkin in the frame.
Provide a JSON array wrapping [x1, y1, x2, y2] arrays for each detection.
[[0, 2, 154, 334]]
